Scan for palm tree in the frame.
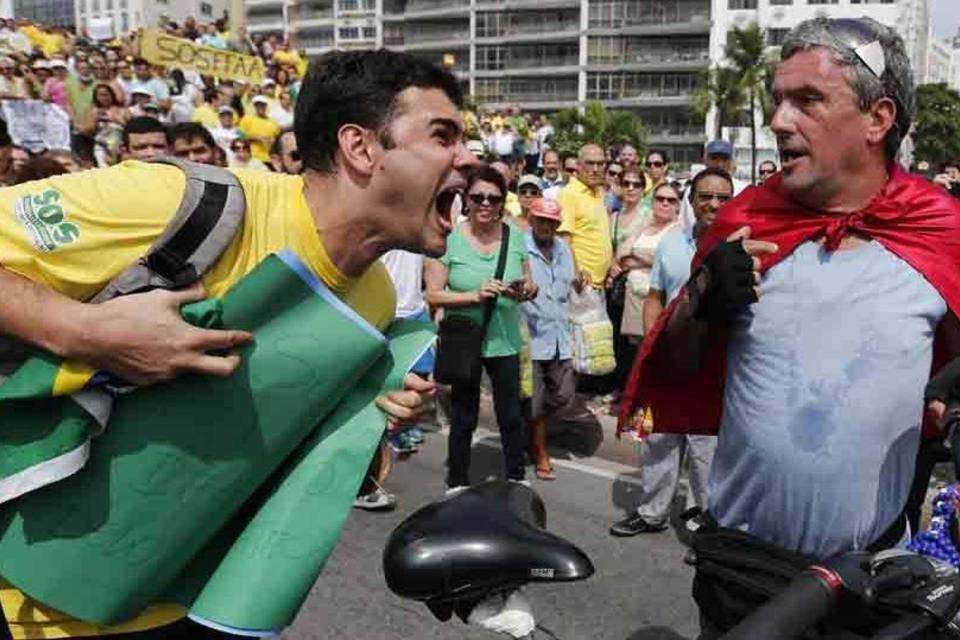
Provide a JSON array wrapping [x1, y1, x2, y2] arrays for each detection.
[[546, 101, 647, 157], [724, 23, 772, 184], [693, 65, 747, 140]]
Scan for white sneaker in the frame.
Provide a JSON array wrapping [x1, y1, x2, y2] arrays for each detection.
[[353, 487, 397, 511]]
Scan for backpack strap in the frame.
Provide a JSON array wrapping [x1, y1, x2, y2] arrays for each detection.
[[89, 157, 246, 303]]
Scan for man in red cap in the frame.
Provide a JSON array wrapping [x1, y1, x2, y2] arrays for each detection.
[[522, 198, 576, 480]]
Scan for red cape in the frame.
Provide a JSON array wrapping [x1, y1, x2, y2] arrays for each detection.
[[618, 165, 960, 439]]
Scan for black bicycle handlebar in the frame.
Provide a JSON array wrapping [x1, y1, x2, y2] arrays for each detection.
[[720, 568, 839, 640]]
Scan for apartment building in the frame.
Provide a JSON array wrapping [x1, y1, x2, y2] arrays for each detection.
[[16, 0, 76, 27], [248, 0, 712, 166], [75, 0, 230, 35]]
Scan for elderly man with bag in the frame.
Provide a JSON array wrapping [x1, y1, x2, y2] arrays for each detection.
[[620, 17, 960, 638]]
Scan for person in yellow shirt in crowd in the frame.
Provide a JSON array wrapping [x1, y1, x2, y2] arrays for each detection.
[[271, 40, 308, 78], [0, 48, 477, 639], [190, 88, 223, 129], [490, 159, 522, 217], [557, 142, 612, 289], [238, 95, 281, 163]]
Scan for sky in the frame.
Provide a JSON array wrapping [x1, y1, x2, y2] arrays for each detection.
[[931, 0, 960, 40]]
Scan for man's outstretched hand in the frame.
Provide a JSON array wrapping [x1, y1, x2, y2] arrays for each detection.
[[376, 373, 437, 430], [68, 283, 253, 386]]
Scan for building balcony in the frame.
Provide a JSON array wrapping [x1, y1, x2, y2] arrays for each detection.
[[301, 38, 335, 50], [247, 15, 285, 31], [385, 28, 470, 49], [245, 0, 284, 7], [588, 49, 709, 71], [475, 78, 579, 107], [588, 1, 711, 34], [382, 0, 470, 20], [475, 55, 580, 75], [476, 0, 579, 9], [476, 21, 580, 42], [646, 126, 706, 144], [602, 94, 698, 109]]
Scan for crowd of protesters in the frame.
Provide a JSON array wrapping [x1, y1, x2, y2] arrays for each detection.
[[13, 13, 960, 522]]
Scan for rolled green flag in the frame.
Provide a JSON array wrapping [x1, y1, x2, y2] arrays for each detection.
[[0, 250, 432, 630]]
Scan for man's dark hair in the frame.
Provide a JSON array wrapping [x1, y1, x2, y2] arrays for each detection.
[[465, 163, 508, 199], [170, 122, 216, 150], [646, 149, 669, 165], [122, 116, 170, 148], [542, 148, 559, 162], [294, 50, 463, 173], [758, 159, 778, 172], [688, 167, 734, 204], [943, 161, 960, 172]]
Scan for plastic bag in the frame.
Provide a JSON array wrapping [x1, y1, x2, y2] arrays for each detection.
[[568, 286, 615, 376]]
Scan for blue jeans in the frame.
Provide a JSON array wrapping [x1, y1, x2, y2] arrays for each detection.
[[447, 355, 526, 487]]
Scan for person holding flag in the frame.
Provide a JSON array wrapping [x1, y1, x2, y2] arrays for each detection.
[[0, 50, 477, 639]]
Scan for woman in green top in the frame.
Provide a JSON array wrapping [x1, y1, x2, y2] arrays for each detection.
[[425, 164, 537, 489]]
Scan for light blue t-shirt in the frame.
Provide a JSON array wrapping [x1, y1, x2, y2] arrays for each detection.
[[522, 231, 575, 361], [710, 240, 947, 559], [649, 227, 696, 304]]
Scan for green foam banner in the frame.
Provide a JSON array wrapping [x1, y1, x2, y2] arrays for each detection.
[[0, 250, 434, 636]]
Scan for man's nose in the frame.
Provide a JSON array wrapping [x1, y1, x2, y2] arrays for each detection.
[[770, 102, 795, 136], [454, 141, 480, 169]]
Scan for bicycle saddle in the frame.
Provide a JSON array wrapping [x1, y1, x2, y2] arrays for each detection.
[[383, 480, 594, 609]]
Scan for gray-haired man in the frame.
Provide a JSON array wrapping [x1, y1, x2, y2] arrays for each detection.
[[618, 17, 960, 638]]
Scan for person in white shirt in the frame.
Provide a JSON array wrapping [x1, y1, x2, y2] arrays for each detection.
[[209, 105, 241, 154], [269, 90, 294, 129], [491, 124, 516, 161]]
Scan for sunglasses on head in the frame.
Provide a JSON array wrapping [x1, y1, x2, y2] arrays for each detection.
[[468, 193, 504, 207], [622, 180, 644, 189], [825, 18, 886, 79], [645, 160, 664, 168]]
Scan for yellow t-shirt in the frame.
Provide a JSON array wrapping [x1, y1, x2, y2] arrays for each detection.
[[237, 114, 281, 162], [557, 176, 613, 287], [504, 191, 522, 218], [190, 104, 219, 129], [272, 50, 307, 77], [0, 162, 396, 639]]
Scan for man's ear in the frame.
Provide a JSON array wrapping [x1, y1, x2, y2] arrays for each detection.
[[866, 97, 897, 148], [336, 123, 378, 176]]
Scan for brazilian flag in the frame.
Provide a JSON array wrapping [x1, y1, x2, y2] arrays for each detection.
[[0, 251, 434, 635]]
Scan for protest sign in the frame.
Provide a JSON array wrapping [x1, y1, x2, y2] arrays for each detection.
[[87, 17, 115, 42], [1, 100, 71, 153], [140, 28, 265, 84]]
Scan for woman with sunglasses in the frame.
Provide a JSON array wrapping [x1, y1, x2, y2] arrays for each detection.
[[602, 169, 651, 404], [227, 138, 269, 171], [619, 182, 681, 340], [425, 164, 538, 490]]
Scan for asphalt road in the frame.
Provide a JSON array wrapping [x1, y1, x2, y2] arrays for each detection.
[[285, 397, 700, 640]]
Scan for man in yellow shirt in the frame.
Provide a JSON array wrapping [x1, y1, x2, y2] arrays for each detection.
[[557, 143, 612, 288], [0, 49, 478, 639], [238, 95, 281, 163]]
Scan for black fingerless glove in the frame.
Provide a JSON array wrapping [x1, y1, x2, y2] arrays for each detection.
[[925, 357, 960, 404], [686, 239, 757, 324]]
